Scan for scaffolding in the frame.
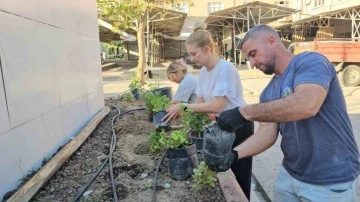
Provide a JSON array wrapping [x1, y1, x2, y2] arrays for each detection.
[[205, 1, 297, 67]]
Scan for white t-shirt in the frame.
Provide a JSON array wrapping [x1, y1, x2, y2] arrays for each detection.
[[196, 60, 246, 115]]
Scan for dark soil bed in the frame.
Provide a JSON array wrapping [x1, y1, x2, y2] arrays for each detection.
[[25, 98, 226, 202]]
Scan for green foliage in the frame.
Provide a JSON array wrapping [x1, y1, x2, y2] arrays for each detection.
[[180, 106, 211, 133], [146, 79, 160, 90], [192, 161, 217, 189], [122, 92, 135, 102], [142, 91, 156, 114], [98, 0, 194, 27], [152, 95, 170, 113], [167, 129, 189, 149], [101, 41, 124, 50], [150, 130, 167, 153], [150, 129, 190, 153], [142, 91, 170, 114], [129, 77, 141, 90]]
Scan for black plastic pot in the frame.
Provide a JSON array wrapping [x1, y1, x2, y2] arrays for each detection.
[[130, 89, 141, 100], [202, 123, 235, 171], [185, 143, 199, 167], [189, 131, 204, 153], [151, 87, 173, 100], [167, 146, 195, 180], [152, 110, 170, 131]]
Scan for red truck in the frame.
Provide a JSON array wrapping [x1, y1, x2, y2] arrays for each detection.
[[291, 38, 360, 87]]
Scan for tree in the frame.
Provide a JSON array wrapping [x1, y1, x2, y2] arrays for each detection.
[[97, 0, 193, 85]]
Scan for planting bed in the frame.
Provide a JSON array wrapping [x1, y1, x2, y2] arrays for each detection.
[[27, 98, 226, 201]]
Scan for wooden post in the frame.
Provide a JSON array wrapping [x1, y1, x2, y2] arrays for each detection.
[[7, 106, 110, 202]]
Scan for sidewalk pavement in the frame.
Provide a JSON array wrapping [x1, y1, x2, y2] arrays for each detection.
[[102, 60, 360, 201]]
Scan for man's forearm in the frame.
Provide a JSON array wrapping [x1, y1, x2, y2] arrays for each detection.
[[241, 84, 327, 123], [241, 97, 296, 122]]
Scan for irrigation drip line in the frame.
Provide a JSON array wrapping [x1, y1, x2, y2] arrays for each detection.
[[72, 106, 145, 202], [151, 152, 166, 202], [72, 158, 109, 202], [108, 104, 121, 202]]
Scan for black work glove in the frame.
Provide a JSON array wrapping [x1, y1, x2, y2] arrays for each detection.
[[207, 150, 238, 172], [217, 107, 249, 132]]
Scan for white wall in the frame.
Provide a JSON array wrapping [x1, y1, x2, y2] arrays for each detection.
[[0, 0, 104, 199], [297, 0, 360, 19]]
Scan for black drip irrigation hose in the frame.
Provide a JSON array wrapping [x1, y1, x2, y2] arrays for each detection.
[[72, 106, 145, 202], [151, 152, 166, 202], [72, 158, 109, 202], [109, 104, 121, 202]]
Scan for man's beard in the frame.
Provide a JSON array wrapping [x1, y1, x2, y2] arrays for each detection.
[[263, 65, 275, 75]]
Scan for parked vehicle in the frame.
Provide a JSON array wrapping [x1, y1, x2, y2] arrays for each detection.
[[291, 38, 360, 87]]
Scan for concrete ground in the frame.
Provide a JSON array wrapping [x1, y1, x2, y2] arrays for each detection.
[[102, 59, 360, 201]]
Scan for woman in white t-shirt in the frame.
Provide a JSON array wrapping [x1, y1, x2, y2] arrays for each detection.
[[162, 23, 254, 200], [166, 61, 197, 104]]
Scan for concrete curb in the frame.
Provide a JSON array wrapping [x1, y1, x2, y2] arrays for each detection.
[[217, 170, 249, 202], [101, 62, 117, 70]]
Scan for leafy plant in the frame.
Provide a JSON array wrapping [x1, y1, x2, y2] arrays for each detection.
[[147, 79, 160, 90], [180, 107, 211, 135], [122, 92, 135, 102], [167, 129, 190, 149], [129, 76, 141, 90], [149, 130, 167, 153], [143, 91, 157, 114], [152, 95, 170, 113], [142, 91, 170, 114], [192, 161, 217, 189], [150, 129, 190, 152]]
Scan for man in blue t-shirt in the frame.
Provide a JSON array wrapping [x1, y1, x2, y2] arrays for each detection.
[[214, 24, 360, 202]]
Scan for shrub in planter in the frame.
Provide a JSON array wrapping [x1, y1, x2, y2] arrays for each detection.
[[151, 86, 173, 100], [192, 161, 217, 189], [143, 91, 171, 130], [128, 77, 142, 100], [151, 95, 170, 131], [142, 91, 157, 116], [180, 106, 211, 152], [149, 130, 167, 153], [122, 92, 135, 102], [142, 91, 169, 115], [165, 129, 198, 180]]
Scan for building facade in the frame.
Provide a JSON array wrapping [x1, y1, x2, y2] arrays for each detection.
[[0, 0, 104, 199]]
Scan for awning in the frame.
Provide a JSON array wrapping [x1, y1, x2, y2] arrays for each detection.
[[274, 5, 360, 39], [291, 5, 360, 26], [204, 1, 298, 36]]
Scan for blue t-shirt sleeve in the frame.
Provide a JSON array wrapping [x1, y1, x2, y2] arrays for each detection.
[[293, 52, 336, 91], [174, 74, 197, 102]]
